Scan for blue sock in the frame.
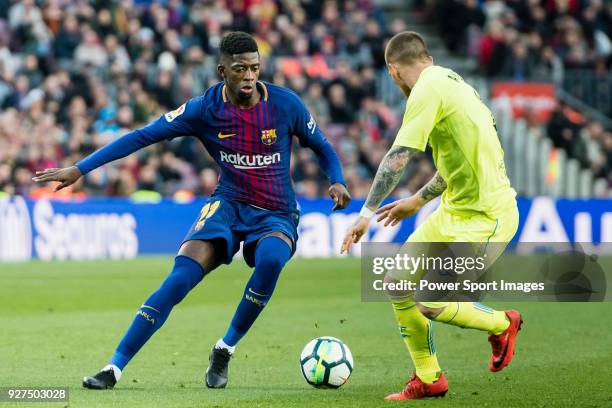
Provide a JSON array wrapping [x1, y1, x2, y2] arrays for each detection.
[[110, 255, 205, 370], [222, 236, 291, 347]]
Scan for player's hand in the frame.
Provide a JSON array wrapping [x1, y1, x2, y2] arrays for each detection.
[[329, 183, 351, 211], [376, 196, 422, 227], [32, 166, 83, 192], [340, 216, 369, 254]]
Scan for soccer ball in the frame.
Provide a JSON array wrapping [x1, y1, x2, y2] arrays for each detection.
[[300, 336, 354, 388]]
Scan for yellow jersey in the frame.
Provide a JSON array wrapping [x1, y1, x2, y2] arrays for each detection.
[[393, 65, 516, 216]]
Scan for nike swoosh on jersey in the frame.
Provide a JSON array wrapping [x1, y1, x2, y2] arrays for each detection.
[[218, 132, 236, 139]]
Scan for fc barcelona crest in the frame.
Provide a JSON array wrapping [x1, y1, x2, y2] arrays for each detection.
[[261, 129, 277, 145]]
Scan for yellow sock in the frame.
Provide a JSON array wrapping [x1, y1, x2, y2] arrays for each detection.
[[433, 302, 509, 335], [391, 300, 441, 383]]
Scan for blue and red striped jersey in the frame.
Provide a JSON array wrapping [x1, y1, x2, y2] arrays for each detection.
[[76, 81, 345, 213]]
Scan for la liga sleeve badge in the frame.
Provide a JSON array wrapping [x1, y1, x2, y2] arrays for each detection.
[[165, 103, 186, 122]]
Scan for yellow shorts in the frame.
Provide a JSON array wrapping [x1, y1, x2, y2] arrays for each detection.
[[390, 203, 519, 308], [408, 204, 519, 243]]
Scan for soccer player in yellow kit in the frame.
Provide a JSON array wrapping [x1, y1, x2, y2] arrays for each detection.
[[341, 31, 523, 400]]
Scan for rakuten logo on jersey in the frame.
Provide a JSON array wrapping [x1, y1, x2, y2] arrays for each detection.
[[220, 151, 281, 169]]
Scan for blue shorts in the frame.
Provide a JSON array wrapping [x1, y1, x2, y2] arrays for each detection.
[[182, 196, 299, 268]]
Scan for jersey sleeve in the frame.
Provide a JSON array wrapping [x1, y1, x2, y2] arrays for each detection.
[[393, 82, 443, 152], [291, 94, 324, 149], [289, 93, 346, 185], [75, 98, 202, 174]]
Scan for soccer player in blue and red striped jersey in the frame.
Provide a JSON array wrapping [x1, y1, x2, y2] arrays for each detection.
[[33, 32, 351, 390]]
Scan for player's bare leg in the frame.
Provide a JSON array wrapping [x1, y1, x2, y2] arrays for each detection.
[[83, 240, 218, 390], [178, 239, 219, 272]]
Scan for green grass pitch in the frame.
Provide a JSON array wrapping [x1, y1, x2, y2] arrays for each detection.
[[1, 257, 611, 408]]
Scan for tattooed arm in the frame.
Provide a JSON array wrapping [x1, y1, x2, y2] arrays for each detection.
[[416, 171, 447, 204], [341, 145, 417, 253], [362, 145, 418, 212], [374, 171, 447, 228]]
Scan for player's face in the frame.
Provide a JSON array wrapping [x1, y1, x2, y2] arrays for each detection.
[[218, 52, 261, 104]]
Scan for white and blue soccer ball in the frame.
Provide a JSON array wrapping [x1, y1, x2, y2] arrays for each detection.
[[300, 336, 353, 388]]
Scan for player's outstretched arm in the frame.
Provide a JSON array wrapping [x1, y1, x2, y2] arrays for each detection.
[[340, 145, 416, 253], [31, 128, 160, 192], [376, 171, 446, 226], [33, 100, 200, 191]]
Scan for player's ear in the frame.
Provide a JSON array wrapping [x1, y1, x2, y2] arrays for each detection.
[[217, 64, 225, 79]]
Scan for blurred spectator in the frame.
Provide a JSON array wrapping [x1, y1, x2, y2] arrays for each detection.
[[54, 14, 81, 60], [74, 28, 107, 68], [302, 81, 330, 124], [501, 40, 535, 80], [197, 167, 219, 196], [438, 0, 485, 54], [327, 83, 354, 124], [547, 102, 587, 164]]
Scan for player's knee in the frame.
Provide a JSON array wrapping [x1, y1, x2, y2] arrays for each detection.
[[417, 303, 443, 320], [160, 273, 192, 302], [384, 273, 415, 302], [160, 257, 203, 303], [254, 239, 290, 274], [390, 298, 416, 311], [256, 255, 284, 274], [178, 240, 218, 272]]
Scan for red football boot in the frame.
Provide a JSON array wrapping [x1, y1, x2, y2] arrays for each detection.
[[489, 310, 523, 372], [384, 373, 448, 400]]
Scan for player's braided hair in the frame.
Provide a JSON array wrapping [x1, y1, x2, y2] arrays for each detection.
[[219, 31, 259, 57]]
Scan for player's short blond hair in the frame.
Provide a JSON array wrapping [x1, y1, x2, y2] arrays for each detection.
[[385, 31, 431, 66]]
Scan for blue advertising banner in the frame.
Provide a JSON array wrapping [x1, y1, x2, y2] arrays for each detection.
[[0, 196, 610, 261]]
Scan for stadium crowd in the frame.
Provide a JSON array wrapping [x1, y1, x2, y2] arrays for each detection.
[[428, 0, 611, 192], [0, 0, 609, 200], [0, 0, 431, 201], [433, 0, 612, 79]]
